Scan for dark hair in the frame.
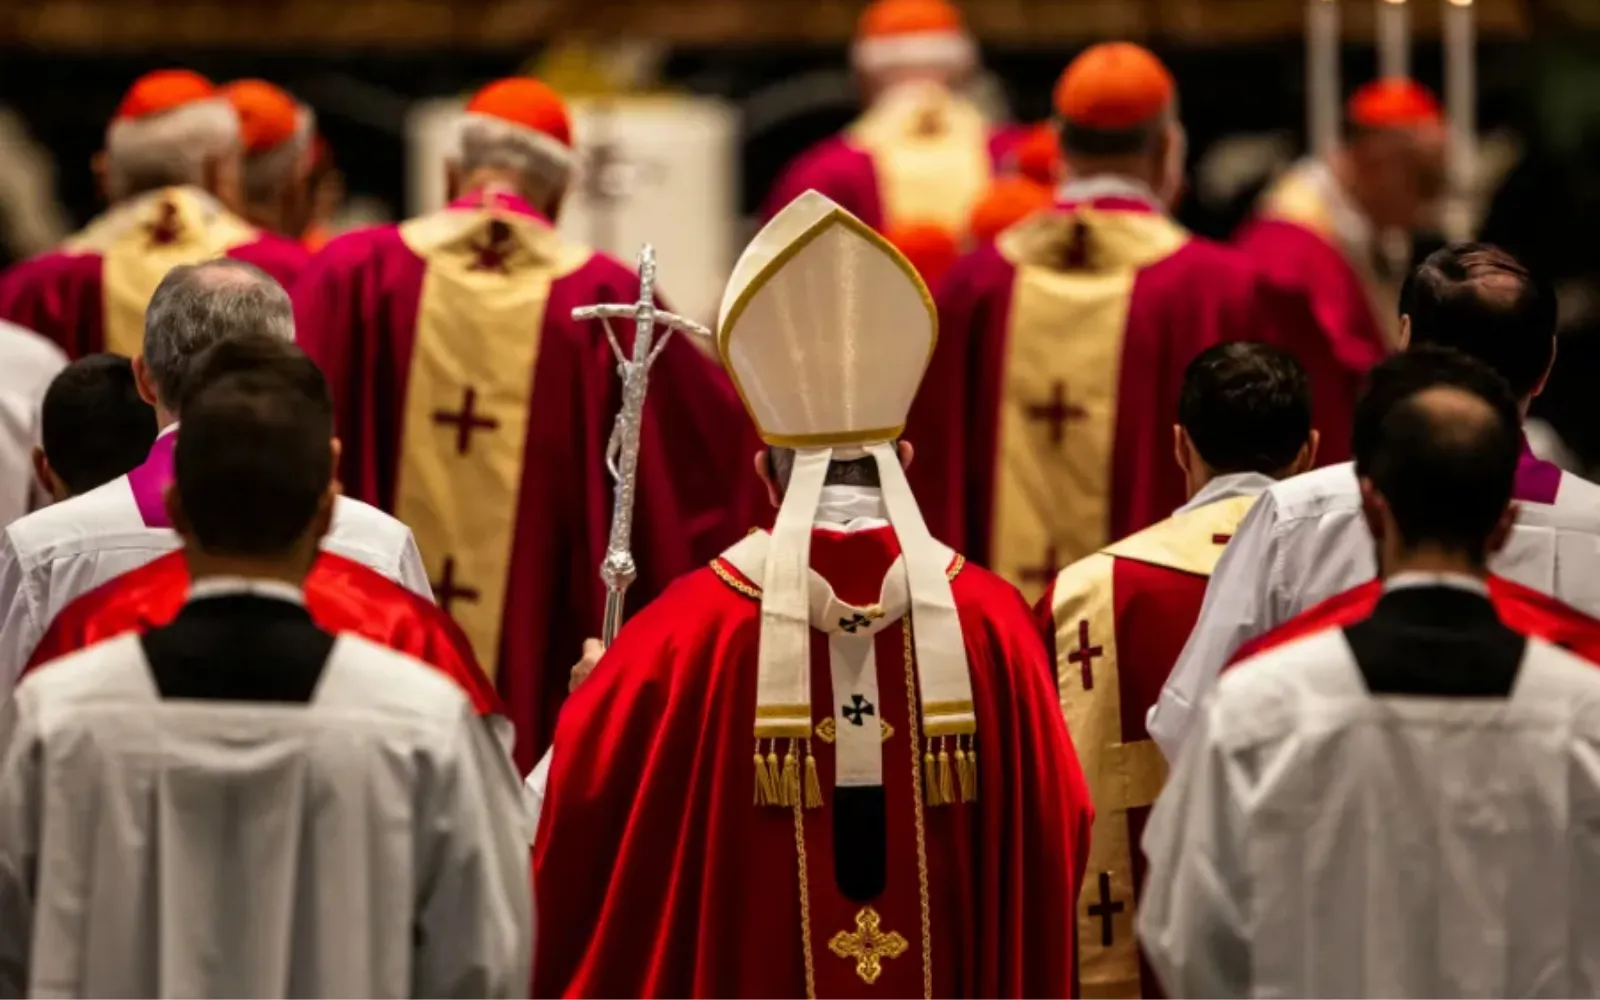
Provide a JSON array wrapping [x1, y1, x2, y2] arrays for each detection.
[[1397, 243, 1557, 399], [175, 370, 334, 557], [1352, 346, 1521, 474], [1057, 119, 1162, 158], [768, 447, 883, 490], [1364, 385, 1521, 559], [178, 330, 332, 422], [39, 353, 157, 495], [1177, 341, 1312, 474]]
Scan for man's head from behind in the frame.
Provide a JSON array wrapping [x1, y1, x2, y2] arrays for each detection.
[[137, 258, 293, 423], [1399, 242, 1557, 409], [1341, 78, 1447, 231], [98, 69, 244, 210], [1174, 341, 1318, 498], [448, 78, 575, 218], [167, 365, 336, 583], [1354, 347, 1523, 575], [222, 79, 316, 239], [32, 354, 157, 502], [1053, 43, 1185, 207]]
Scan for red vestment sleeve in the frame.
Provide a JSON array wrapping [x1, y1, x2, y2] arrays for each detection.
[[0, 253, 109, 358]]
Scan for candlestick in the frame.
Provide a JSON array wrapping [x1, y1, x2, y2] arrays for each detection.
[[1308, 0, 1341, 158], [1443, 0, 1477, 240], [1377, 0, 1410, 80]]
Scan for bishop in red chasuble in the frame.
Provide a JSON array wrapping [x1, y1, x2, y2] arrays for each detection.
[[907, 44, 1322, 604], [1234, 78, 1447, 458], [0, 70, 308, 359], [1035, 342, 1318, 998], [762, 0, 1023, 244], [294, 78, 763, 770], [534, 192, 1091, 998]]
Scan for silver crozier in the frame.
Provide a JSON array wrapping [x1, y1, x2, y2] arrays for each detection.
[[572, 245, 712, 645]]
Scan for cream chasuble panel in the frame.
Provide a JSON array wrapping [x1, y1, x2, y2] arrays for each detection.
[[992, 209, 1189, 604], [396, 208, 588, 675], [1257, 167, 1402, 348], [1050, 552, 1161, 998], [1051, 494, 1255, 997], [849, 91, 993, 235], [65, 187, 259, 358]]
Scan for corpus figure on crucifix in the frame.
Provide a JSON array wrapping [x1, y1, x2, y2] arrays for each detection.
[[907, 43, 1329, 602], [1033, 342, 1318, 998], [294, 77, 765, 770]]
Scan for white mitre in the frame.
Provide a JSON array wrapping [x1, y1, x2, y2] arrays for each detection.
[[718, 189, 976, 809]]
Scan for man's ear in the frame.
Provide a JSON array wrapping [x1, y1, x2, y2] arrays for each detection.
[[1396, 313, 1413, 351], [896, 439, 914, 471], [1172, 424, 1191, 478], [445, 160, 463, 203], [754, 449, 783, 509], [91, 150, 111, 204], [164, 483, 192, 540], [1358, 477, 1387, 542], [131, 355, 160, 408], [1487, 502, 1519, 556], [329, 437, 344, 494], [31, 447, 67, 504], [1533, 338, 1557, 400], [1291, 429, 1322, 477]]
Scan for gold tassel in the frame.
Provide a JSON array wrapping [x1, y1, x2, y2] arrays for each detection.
[[765, 742, 783, 807], [754, 740, 776, 806], [924, 741, 942, 807], [958, 734, 978, 803], [803, 739, 823, 809], [781, 739, 801, 807], [953, 736, 970, 804], [937, 736, 955, 806]]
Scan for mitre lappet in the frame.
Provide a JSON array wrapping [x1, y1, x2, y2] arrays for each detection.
[[717, 189, 977, 810]]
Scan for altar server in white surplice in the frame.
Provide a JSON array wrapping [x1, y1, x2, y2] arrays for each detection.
[[0, 367, 531, 999], [1153, 244, 1600, 759], [0, 259, 430, 694], [0, 319, 65, 528], [1140, 372, 1600, 999]]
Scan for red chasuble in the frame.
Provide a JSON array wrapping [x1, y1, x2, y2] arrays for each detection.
[[294, 189, 763, 771], [763, 91, 1024, 238], [534, 525, 1091, 998], [906, 191, 1314, 605], [1034, 487, 1258, 999], [1234, 163, 1394, 461], [1229, 575, 1600, 668], [0, 186, 308, 360], [24, 549, 504, 719]]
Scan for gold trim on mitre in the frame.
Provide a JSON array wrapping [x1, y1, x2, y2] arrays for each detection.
[[716, 192, 938, 448]]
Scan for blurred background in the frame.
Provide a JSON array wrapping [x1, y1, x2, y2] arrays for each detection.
[[2, 0, 1599, 457]]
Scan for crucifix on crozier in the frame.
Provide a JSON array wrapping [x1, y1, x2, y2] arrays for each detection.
[[1026, 381, 1088, 448], [434, 387, 499, 456]]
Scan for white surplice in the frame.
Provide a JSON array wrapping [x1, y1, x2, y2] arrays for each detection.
[[1139, 624, 1600, 998], [0, 321, 65, 532], [1150, 460, 1600, 759], [0, 627, 531, 998], [0, 426, 432, 694]]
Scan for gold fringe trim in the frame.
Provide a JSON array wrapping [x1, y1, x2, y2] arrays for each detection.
[[804, 739, 823, 809], [782, 740, 801, 808], [901, 619, 935, 999], [923, 742, 942, 807], [956, 734, 978, 803], [755, 739, 778, 806], [937, 737, 955, 806]]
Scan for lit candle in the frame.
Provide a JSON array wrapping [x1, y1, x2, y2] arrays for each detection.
[[1443, 0, 1477, 240], [1377, 0, 1410, 80], [1308, 0, 1341, 158]]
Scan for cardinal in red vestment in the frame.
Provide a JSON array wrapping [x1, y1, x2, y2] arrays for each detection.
[[293, 77, 763, 769], [1234, 78, 1447, 456], [1035, 342, 1318, 999], [762, 0, 1024, 243], [26, 549, 504, 721], [533, 191, 1091, 998], [0, 70, 308, 360], [905, 43, 1329, 605], [222, 79, 318, 244]]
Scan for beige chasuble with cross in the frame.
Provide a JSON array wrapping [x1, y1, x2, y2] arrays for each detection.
[[394, 205, 589, 673]]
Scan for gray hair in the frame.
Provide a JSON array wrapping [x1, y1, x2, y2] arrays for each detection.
[[142, 258, 294, 411], [454, 116, 570, 204], [104, 99, 240, 202]]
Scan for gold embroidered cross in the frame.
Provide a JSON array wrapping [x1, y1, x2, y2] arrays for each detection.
[[828, 906, 908, 985]]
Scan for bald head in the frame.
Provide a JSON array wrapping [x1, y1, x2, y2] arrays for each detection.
[[1400, 243, 1557, 402], [142, 258, 293, 412], [1364, 382, 1521, 563]]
